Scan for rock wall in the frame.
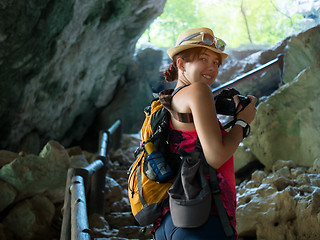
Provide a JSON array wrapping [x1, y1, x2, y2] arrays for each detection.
[[0, 0, 166, 154], [239, 26, 320, 170]]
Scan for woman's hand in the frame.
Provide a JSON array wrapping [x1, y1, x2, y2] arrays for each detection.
[[233, 95, 257, 124]]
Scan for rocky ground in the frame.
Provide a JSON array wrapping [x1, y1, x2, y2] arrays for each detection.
[[0, 133, 320, 239], [90, 134, 320, 240]]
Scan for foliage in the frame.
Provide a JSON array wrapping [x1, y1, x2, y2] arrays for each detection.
[[138, 0, 204, 47], [137, 0, 304, 49]]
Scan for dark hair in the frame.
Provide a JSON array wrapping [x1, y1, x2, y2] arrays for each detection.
[[163, 47, 222, 82]]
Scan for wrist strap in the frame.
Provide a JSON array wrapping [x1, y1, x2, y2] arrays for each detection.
[[234, 119, 250, 138], [234, 119, 248, 127]]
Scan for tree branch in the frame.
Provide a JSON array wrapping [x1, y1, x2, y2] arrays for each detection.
[[241, 0, 252, 43]]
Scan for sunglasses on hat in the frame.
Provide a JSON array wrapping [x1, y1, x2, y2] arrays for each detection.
[[178, 32, 226, 52]]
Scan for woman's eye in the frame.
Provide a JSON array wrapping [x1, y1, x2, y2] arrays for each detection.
[[213, 61, 219, 66]]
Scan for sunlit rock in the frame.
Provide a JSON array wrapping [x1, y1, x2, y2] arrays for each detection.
[[312, 158, 320, 173], [272, 159, 296, 172], [237, 159, 320, 240], [234, 143, 257, 172], [0, 141, 70, 202], [244, 65, 320, 170], [282, 25, 320, 84]]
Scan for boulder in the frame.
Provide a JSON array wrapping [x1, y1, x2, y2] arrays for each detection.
[[312, 158, 320, 173], [95, 44, 165, 135], [0, 150, 19, 168], [0, 180, 17, 212], [97, 74, 153, 135], [88, 213, 119, 239], [0, 141, 70, 202], [132, 43, 164, 92], [244, 65, 320, 170], [104, 176, 123, 214], [3, 195, 55, 240], [282, 25, 320, 84]]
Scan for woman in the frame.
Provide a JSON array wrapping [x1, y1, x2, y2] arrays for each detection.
[[154, 28, 257, 239]]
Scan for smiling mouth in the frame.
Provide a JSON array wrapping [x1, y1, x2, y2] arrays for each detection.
[[202, 74, 212, 79]]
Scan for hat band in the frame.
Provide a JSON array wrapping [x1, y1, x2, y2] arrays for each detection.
[[178, 32, 226, 52]]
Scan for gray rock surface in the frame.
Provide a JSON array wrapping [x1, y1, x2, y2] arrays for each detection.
[[232, 25, 320, 171], [0, 0, 166, 153], [0, 141, 70, 202], [237, 160, 320, 240], [3, 195, 56, 240], [243, 65, 320, 170]]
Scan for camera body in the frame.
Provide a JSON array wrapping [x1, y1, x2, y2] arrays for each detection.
[[214, 88, 251, 116]]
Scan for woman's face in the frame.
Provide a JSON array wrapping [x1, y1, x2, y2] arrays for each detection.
[[181, 49, 220, 86]]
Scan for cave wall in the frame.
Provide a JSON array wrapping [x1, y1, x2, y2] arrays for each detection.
[[0, 0, 166, 153], [234, 25, 320, 171]]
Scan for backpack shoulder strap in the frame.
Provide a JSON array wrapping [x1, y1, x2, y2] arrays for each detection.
[[209, 167, 235, 237], [171, 85, 189, 97], [194, 139, 235, 238], [159, 87, 193, 123]]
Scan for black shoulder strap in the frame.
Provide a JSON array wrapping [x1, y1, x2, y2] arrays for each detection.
[[209, 167, 235, 237], [171, 85, 190, 97]]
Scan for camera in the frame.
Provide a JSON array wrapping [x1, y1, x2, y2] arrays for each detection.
[[214, 88, 251, 116]]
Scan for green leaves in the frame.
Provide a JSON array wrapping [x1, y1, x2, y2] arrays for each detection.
[[137, 0, 304, 49]]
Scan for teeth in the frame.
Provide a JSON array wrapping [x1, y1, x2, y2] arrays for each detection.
[[203, 74, 212, 79]]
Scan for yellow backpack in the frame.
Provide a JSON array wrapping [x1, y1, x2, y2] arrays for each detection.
[[127, 94, 235, 237], [127, 99, 180, 226]]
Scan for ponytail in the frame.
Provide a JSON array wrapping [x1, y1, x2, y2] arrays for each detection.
[[163, 62, 178, 82]]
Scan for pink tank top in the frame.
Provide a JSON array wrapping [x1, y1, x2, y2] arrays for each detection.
[[169, 119, 236, 195], [168, 119, 237, 231]]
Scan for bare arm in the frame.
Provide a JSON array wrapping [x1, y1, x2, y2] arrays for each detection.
[[183, 82, 257, 169]]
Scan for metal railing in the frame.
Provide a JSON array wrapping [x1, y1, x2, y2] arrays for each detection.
[[60, 120, 122, 240], [212, 54, 284, 96]]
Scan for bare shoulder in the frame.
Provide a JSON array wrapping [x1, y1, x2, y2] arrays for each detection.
[[184, 82, 214, 106], [174, 82, 212, 101], [172, 82, 214, 113], [186, 82, 212, 96]]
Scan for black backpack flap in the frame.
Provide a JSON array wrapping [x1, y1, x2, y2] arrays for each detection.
[[149, 107, 181, 176]]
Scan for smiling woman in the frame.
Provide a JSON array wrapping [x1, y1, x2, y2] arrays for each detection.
[[148, 27, 257, 239]]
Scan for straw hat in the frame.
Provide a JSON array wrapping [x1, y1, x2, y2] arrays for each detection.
[[167, 27, 228, 62]]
